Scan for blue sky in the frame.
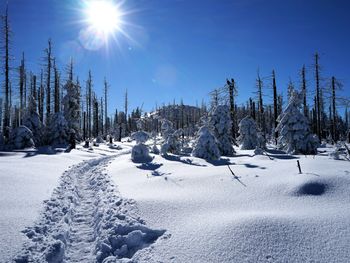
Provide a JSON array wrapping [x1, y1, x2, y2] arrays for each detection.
[[1, 0, 349, 115]]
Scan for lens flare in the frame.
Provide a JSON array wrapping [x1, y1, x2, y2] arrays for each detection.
[[85, 0, 122, 35]]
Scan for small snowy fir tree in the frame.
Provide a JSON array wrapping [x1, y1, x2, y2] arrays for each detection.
[[160, 130, 182, 156], [192, 126, 221, 160], [63, 80, 81, 139], [9, 126, 35, 149], [151, 132, 160, 154], [131, 131, 152, 162], [48, 112, 69, 146], [238, 116, 258, 150], [209, 105, 235, 156], [276, 90, 318, 154], [22, 95, 44, 146], [161, 119, 174, 141]]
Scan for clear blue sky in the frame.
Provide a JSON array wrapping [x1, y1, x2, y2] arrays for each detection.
[[1, 0, 349, 115]]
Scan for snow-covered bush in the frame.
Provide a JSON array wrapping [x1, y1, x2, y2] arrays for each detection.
[[131, 144, 152, 163], [131, 131, 152, 163], [47, 112, 69, 146], [192, 126, 221, 160], [257, 132, 266, 149], [329, 148, 340, 160], [276, 90, 319, 154], [9, 126, 35, 149], [161, 119, 174, 141], [209, 105, 235, 156], [254, 146, 264, 155], [238, 116, 258, 150], [22, 95, 44, 146], [95, 136, 104, 144], [151, 134, 160, 154]]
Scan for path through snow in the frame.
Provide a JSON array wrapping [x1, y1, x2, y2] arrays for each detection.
[[14, 150, 165, 263]]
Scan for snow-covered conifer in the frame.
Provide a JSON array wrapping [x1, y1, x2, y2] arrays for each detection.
[[48, 112, 69, 146], [23, 95, 44, 146], [63, 81, 80, 139], [160, 131, 182, 156], [9, 126, 35, 149], [209, 105, 235, 156], [161, 119, 174, 141], [192, 126, 220, 160], [238, 116, 258, 150], [276, 90, 318, 154]]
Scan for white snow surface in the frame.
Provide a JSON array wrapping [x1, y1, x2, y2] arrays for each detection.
[[1, 142, 350, 262], [0, 146, 100, 262], [107, 144, 350, 262]]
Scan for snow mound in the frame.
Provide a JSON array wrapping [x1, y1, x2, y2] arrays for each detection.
[[14, 153, 165, 262]]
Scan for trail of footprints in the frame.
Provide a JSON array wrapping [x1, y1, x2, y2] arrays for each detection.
[[15, 152, 165, 263]]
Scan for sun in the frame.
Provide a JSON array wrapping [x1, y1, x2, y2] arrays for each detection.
[[84, 0, 123, 36]]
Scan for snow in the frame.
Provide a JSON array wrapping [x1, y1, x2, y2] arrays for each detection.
[[0, 144, 124, 262], [107, 144, 350, 262], [1, 141, 350, 262]]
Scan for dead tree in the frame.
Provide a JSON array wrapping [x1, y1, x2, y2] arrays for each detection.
[[45, 39, 53, 124], [53, 58, 60, 113], [272, 70, 278, 144], [315, 53, 321, 141], [301, 65, 308, 118], [19, 52, 25, 124], [2, 4, 11, 138], [104, 78, 108, 135]]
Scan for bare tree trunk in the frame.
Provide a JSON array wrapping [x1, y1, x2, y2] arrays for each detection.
[[272, 70, 278, 144], [257, 73, 265, 138], [19, 52, 25, 125], [301, 65, 308, 117], [331, 76, 337, 142], [2, 5, 10, 138], [54, 59, 60, 113], [45, 39, 53, 124], [228, 79, 236, 140], [104, 78, 108, 135], [315, 53, 321, 141]]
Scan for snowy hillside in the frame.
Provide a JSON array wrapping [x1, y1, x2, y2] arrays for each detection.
[[1, 141, 350, 262]]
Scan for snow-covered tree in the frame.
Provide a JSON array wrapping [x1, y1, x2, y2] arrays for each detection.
[[276, 90, 318, 154], [22, 95, 44, 146], [160, 130, 182, 156], [9, 126, 35, 149], [48, 112, 69, 146], [131, 131, 152, 162], [209, 105, 235, 156], [192, 126, 220, 160], [238, 116, 258, 150], [63, 80, 80, 139], [161, 119, 174, 141]]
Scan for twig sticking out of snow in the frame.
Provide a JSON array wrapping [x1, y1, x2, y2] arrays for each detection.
[[297, 160, 302, 174], [227, 165, 247, 187]]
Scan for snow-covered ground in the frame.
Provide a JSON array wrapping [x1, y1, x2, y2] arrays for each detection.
[[108, 144, 350, 262], [0, 144, 127, 262], [1, 142, 350, 262]]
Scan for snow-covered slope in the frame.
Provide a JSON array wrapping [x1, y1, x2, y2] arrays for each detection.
[[0, 143, 127, 262], [107, 145, 350, 262], [2, 142, 350, 262]]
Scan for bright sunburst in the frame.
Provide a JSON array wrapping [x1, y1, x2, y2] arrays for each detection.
[[77, 0, 138, 51], [84, 0, 122, 36]]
